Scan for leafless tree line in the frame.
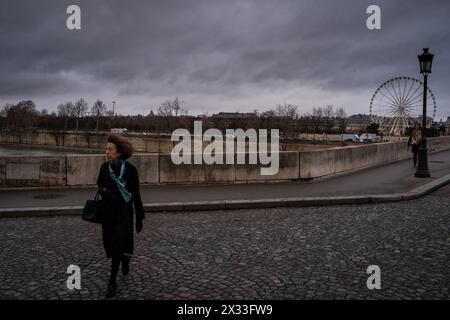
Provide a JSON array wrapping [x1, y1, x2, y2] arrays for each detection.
[[57, 98, 110, 130], [1, 99, 348, 141]]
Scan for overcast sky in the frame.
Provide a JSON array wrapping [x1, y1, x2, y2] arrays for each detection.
[[0, 0, 449, 120]]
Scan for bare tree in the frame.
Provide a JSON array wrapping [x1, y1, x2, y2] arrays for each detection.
[[4, 100, 38, 129], [58, 102, 75, 130], [1, 104, 12, 115], [157, 97, 188, 116], [323, 105, 334, 118], [1, 104, 13, 129], [335, 107, 347, 119], [335, 107, 347, 133], [276, 103, 298, 119], [273, 103, 300, 150], [301, 115, 312, 139], [311, 107, 324, 140], [323, 105, 335, 138], [91, 99, 107, 130], [74, 98, 88, 130], [312, 107, 323, 118]]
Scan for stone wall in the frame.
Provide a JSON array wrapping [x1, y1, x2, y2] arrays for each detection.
[[0, 131, 174, 153], [0, 136, 449, 188]]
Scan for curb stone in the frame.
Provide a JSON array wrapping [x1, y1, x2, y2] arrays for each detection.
[[1, 174, 449, 218]]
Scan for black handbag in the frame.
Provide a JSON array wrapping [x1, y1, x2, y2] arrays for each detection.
[[82, 191, 103, 224]]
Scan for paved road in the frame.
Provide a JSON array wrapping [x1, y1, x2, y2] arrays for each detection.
[[0, 185, 449, 300], [1, 150, 449, 209]]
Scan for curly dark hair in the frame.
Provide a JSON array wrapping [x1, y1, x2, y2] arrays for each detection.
[[107, 134, 133, 160]]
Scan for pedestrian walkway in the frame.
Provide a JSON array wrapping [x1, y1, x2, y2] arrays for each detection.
[[0, 150, 449, 215], [1, 185, 449, 299]]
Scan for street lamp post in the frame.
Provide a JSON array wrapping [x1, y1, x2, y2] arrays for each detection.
[[415, 48, 434, 178], [113, 101, 116, 128]]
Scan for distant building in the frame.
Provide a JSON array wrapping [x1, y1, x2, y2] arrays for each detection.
[[442, 116, 450, 134], [211, 112, 257, 118], [345, 114, 372, 133]]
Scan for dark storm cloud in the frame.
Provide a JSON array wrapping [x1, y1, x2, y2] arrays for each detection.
[[0, 0, 449, 117]]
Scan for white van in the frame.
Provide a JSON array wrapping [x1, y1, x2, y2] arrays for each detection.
[[342, 133, 360, 142], [111, 128, 128, 134], [358, 133, 380, 143]]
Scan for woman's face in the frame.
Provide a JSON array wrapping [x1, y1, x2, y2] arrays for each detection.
[[105, 142, 121, 161]]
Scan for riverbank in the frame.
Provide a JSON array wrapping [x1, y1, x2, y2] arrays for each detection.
[[0, 143, 103, 156]]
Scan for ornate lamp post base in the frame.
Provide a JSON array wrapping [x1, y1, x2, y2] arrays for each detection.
[[415, 137, 430, 177]]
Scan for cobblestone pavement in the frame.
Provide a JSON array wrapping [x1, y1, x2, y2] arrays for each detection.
[[1, 186, 449, 300]]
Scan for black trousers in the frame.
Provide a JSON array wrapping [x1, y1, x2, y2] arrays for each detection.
[[412, 144, 418, 165]]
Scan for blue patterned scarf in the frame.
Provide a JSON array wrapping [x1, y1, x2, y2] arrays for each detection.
[[109, 160, 132, 203]]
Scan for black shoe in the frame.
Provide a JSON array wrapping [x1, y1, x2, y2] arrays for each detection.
[[122, 256, 131, 276], [105, 284, 117, 299]]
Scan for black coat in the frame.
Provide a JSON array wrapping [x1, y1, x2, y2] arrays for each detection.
[[96, 161, 145, 258]]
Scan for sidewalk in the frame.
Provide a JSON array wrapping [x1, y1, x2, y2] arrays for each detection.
[[1, 150, 449, 217]]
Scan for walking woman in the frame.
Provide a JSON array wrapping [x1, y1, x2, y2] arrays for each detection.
[[408, 123, 422, 167], [97, 134, 145, 298]]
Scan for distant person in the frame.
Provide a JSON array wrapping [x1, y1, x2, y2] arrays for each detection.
[[97, 134, 145, 298], [408, 124, 422, 167]]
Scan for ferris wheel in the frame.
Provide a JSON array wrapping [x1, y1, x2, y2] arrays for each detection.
[[369, 76, 437, 136]]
